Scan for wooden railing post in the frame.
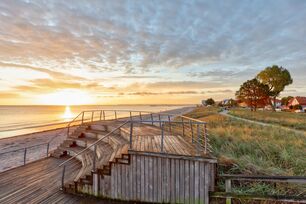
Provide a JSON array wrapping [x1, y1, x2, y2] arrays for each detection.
[[91, 111, 94, 122], [100, 110, 102, 121], [225, 179, 232, 204], [161, 124, 164, 153], [24, 148, 27, 165], [139, 112, 142, 122], [129, 122, 133, 149], [130, 111, 132, 121], [158, 114, 162, 128], [46, 143, 50, 157], [103, 110, 105, 120], [114, 110, 117, 120], [61, 165, 66, 190]]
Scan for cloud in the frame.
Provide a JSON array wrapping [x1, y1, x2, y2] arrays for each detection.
[[0, 0, 306, 103], [0, 92, 20, 98], [120, 91, 200, 96]]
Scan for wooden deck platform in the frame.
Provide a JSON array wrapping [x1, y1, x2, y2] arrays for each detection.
[[0, 117, 214, 203], [0, 157, 125, 204]]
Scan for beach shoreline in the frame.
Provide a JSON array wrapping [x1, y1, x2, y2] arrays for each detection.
[[0, 106, 194, 171]]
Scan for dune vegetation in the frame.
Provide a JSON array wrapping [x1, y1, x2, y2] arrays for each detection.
[[184, 106, 306, 195], [229, 108, 306, 131]]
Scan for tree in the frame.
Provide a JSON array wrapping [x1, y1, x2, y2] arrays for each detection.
[[257, 65, 293, 111], [206, 98, 215, 105], [281, 96, 293, 106], [236, 79, 270, 111]]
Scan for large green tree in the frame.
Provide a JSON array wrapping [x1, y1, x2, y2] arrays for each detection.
[[236, 79, 270, 111], [257, 65, 293, 111]]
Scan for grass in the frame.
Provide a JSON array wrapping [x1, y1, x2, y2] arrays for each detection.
[[228, 108, 306, 131], [184, 107, 306, 196]]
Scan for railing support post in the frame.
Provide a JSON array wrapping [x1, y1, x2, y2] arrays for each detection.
[[130, 111, 132, 121], [182, 117, 185, 137], [158, 114, 162, 128], [150, 113, 154, 125], [114, 110, 117, 120], [190, 120, 194, 143], [129, 122, 133, 149], [103, 110, 105, 120], [93, 145, 97, 172], [225, 179, 232, 204], [161, 124, 164, 153], [81, 112, 84, 124], [168, 115, 172, 135], [204, 124, 207, 154], [100, 110, 102, 121], [46, 143, 50, 157], [91, 111, 94, 122], [196, 124, 200, 155], [24, 148, 27, 165], [139, 112, 142, 122], [61, 165, 66, 190]]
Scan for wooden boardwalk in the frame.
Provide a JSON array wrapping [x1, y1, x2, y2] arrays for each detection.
[[0, 157, 125, 204], [0, 114, 214, 203]]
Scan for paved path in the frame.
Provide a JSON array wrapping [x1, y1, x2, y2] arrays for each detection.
[[219, 110, 306, 135]]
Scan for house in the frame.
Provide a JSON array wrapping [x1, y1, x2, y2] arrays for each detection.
[[265, 98, 282, 110], [201, 100, 207, 106], [287, 96, 306, 112], [219, 98, 237, 108]]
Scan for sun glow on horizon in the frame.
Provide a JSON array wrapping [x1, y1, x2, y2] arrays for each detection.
[[62, 105, 74, 119], [38, 89, 94, 105]]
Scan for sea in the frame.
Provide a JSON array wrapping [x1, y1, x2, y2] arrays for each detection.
[[0, 105, 190, 139]]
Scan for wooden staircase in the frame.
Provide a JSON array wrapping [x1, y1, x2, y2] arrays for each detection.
[[50, 121, 131, 196]]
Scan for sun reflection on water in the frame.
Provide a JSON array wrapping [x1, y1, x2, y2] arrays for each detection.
[[62, 106, 74, 120]]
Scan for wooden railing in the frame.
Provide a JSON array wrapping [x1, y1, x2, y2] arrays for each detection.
[[212, 174, 306, 203], [56, 109, 210, 189]]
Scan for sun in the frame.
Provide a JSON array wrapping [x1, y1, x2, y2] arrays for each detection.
[[38, 89, 94, 105]]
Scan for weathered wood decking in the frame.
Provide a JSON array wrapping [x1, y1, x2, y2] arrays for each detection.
[[0, 156, 127, 204]]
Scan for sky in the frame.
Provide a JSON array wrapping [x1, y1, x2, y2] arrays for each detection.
[[0, 0, 306, 105]]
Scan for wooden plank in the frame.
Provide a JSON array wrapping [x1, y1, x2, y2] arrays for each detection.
[[194, 160, 200, 204], [179, 159, 185, 203], [175, 159, 180, 201], [136, 154, 141, 200], [184, 159, 190, 204], [199, 162, 205, 204], [140, 155, 145, 201], [190, 160, 195, 204], [170, 158, 176, 203], [204, 163, 209, 204]]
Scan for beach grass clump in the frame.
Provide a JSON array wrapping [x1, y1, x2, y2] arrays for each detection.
[[229, 108, 306, 131]]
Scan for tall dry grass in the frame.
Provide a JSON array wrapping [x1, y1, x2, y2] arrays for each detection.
[[185, 107, 306, 196], [229, 108, 306, 131]]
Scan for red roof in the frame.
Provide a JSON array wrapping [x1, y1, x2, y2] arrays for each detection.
[[288, 96, 306, 106]]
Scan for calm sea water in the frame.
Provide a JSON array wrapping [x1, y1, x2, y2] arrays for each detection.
[[0, 105, 189, 139]]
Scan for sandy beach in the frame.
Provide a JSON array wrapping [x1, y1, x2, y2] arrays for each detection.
[[0, 106, 194, 172]]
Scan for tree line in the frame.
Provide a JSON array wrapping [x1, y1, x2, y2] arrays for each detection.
[[236, 65, 293, 111]]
